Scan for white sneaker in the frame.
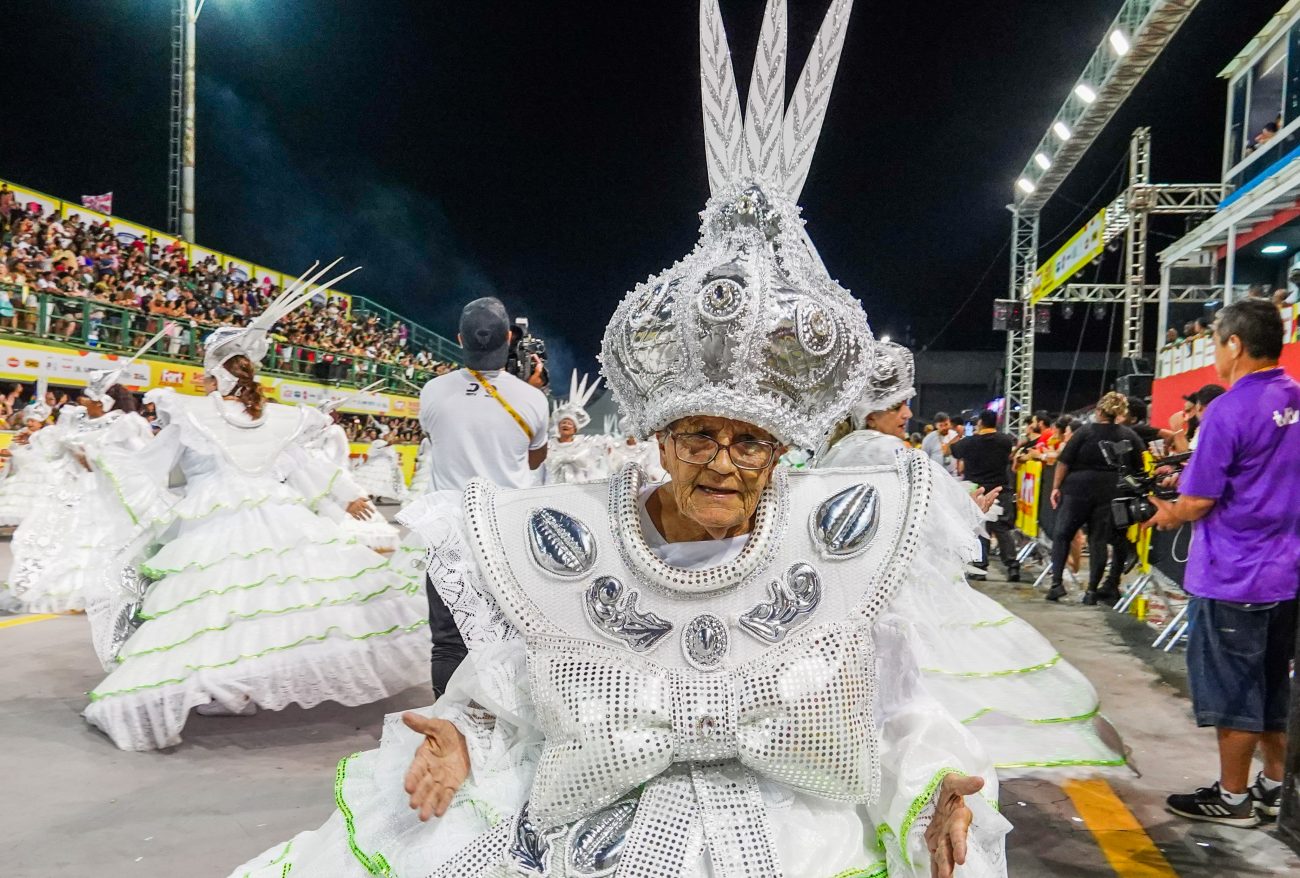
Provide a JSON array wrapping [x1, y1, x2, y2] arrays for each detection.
[[195, 698, 258, 717]]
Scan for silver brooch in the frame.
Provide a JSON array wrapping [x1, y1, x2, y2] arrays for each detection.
[[584, 577, 673, 653], [566, 799, 637, 877], [682, 613, 730, 670], [739, 562, 822, 643], [527, 508, 597, 577], [696, 278, 746, 323], [812, 483, 880, 557], [795, 300, 837, 356]]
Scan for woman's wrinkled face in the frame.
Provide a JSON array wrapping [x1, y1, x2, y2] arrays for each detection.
[[658, 416, 784, 535], [864, 401, 912, 439], [557, 418, 577, 440]]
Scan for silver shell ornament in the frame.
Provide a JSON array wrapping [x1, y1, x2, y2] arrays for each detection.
[[813, 483, 880, 556], [567, 799, 637, 876], [527, 508, 597, 577], [682, 613, 730, 670]]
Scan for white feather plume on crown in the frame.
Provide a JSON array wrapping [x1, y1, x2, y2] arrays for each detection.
[[84, 321, 177, 410]]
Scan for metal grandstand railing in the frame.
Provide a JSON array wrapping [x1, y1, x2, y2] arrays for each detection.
[[0, 285, 443, 394]]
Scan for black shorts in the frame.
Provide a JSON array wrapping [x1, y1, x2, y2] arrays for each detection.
[[1187, 597, 1297, 732]]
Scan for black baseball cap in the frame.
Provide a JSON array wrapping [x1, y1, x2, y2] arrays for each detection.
[[458, 297, 511, 370]]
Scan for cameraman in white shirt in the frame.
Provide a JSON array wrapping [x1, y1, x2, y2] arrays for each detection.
[[416, 297, 549, 694]]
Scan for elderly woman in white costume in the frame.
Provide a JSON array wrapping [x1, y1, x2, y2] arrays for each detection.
[[0, 401, 55, 529], [352, 419, 410, 503], [820, 343, 1124, 772], [545, 371, 608, 484], [409, 435, 434, 496], [227, 5, 1034, 876], [82, 262, 429, 751]]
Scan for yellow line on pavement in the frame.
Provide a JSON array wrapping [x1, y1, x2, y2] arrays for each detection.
[[0, 614, 60, 629], [1063, 778, 1179, 878]]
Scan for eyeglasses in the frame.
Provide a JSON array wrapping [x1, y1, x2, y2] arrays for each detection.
[[668, 431, 779, 471]]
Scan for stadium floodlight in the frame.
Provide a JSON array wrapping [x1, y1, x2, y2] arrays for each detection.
[[1074, 83, 1098, 104], [1262, 244, 1289, 254], [1052, 121, 1073, 142], [1016, 177, 1037, 195], [1034, 152, 1052, 171], [1109, 29, 1131, 56]]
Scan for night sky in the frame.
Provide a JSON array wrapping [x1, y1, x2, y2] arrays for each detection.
[[2, 0, 1289, 379]]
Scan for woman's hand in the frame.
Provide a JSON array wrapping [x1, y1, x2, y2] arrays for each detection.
[[971, 486, 1002, 515], [402, 712, 470, 821], [346, 497, 375, 520], [925, 773, 984, 878], [1050, 488, 1062, 509]]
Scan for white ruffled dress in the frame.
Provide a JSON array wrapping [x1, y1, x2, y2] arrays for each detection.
[[408, 437, 434, 496], [819, 429, 1124, 771], [5, 416, 88, 603], [82, 391, 430, 751], [352, 440, 409, 502], [304, 423, 404, 554], [229, 458, 1023, 878], [0, 433, 62, 528], [544, 434, 609, 483], [6, 410, 155, 614]]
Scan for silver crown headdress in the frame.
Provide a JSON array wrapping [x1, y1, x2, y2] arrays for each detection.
[[551, 370, 601, 431], [203, 259, 360, 394], [84, 322, 175, 411], [851, 341, 916, 424], [600, 0, 868, 449]]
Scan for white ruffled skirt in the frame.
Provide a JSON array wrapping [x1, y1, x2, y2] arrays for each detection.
[[0, 455, 53, 528], [83, 480, 431, 751]]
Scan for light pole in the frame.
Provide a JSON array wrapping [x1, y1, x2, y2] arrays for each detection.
[[180, 0, 204, 242]]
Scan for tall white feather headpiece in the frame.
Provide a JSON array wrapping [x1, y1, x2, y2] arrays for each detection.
[[551, 370, 601, 431], [84, 322, 176, 411], [602, 0, 871, 448], [203, 259, 360, 394], [318, 379, 387, 415]]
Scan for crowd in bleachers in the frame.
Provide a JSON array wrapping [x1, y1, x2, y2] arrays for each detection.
[[0, 186, 455, 378]]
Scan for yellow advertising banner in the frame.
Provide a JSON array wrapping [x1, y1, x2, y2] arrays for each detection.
[[1016, 460, 1043, 537], [1028, 208, 1107, 304]]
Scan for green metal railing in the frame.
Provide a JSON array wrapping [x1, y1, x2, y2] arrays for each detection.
[[0, 284, 450, 394]]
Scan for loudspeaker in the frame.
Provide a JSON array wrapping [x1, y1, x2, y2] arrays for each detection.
[[1117, 372, 1153, 399]]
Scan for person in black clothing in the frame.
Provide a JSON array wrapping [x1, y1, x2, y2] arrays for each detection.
[[1123, 397, 1160, 451], [951, 409, 1020, 582], [1047, 392, 1145, 604]]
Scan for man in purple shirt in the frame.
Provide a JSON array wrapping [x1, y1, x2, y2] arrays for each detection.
[[1149, 299, 1300, 827]]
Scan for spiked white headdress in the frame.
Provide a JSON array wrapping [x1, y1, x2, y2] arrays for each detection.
[[83, 323, 174, 412], [601, 0, 870, 448], [203, 259, 360, 395], [20, 401, 51, 423], [552, 370, 601, 431]]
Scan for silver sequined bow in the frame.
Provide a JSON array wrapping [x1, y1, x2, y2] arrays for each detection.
[[526, 622, 879, 835]]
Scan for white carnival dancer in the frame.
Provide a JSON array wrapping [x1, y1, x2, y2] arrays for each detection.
[[544, 370, 608, 484], [0, 401, 56, 529], [819, 342, 1124, 771], [6, 330, 165, 615], [83, 261, 429, 750], [225, 4, 1092, 875], [306, 382, 405, 555], [352, 419, 410, 503]]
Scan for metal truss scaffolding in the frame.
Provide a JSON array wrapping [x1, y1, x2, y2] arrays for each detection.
[[167, 0, 184, 236], [1003, 0, 1205, 433]]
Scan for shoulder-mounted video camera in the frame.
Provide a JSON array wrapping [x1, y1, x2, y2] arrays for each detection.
[[1100, 439, 1192, 528]]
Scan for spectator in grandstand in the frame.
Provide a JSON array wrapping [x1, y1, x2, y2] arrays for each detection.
[[1151, 299, 1300, 828], [1164, 327, 1181, 346], [1045, 392, 1144, 605]]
